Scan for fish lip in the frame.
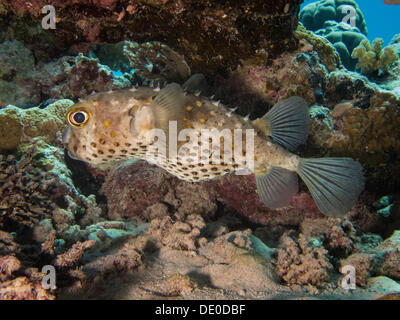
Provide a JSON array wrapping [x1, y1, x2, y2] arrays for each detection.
[[62, 127, 82, 161], [62, 127, 71, 146]]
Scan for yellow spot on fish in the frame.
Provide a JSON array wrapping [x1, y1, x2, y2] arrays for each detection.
[[110, 131, 116, 138], [90, 142, 96, 148], [146, 98, 153, 103], [104, 120, 111, 127], [113, 142, 120, 147], [99, 138, 105, 145], [183, 116, 188, 121], [186, 105, 193, 111], [186, 124, 193, 129], [196, 101, 202, 107], [199, 118, 206, 123]]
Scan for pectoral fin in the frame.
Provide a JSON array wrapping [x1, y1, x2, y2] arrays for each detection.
[[150, 83, 186, 134]]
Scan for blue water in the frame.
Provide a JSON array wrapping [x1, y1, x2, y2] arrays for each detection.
[[301, 0, 400, 45]]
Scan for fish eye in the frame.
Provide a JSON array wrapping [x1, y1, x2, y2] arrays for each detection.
[[68, 110, 89, 127]]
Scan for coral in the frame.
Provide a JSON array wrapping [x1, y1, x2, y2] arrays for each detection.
[[0, 138, 105, 238], [0, 39, 132, 108], [300, 0, 368, 36], [53, 240, 96, 268], [0, 99, 73, 151], [309, 70, 400, 192], [0, 255, 21, 281], [340, 230, 400, 287], [0, 0, 302, 76], [0, 276, 55, 300], [275, 231, 334, 287], [389, 34, 400, 58], [32, 54, 131, 102], [313, 21, 368, 70], [300, 217, 356, 257], [214, 32, 333, 119], [150, 215, 206, 251], [295, 24, 342, 73], [351, 39, 399, 77]]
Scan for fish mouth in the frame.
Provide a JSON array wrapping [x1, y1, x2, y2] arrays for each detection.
[[62, 127, 82, 161], [62, 127, 71, 145], [67, 150, 82, 161]]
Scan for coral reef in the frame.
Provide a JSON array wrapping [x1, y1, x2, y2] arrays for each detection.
[[1, 0, 400, 301], [351, 39, 399, 77], [0, 0, 303, 76], [300, 0, 369, 70]]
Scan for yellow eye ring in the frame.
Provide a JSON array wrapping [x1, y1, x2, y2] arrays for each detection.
[[68, 110, 89, 127]]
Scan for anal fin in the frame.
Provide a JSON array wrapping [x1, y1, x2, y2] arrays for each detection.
[[256, 167, 298, 209]]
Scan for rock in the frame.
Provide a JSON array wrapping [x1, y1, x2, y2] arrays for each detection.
[[367, 276, 400, 299], [0, 40, 38, 107]]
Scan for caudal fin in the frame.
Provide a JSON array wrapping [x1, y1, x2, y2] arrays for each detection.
[[296, 158, 365, 217]]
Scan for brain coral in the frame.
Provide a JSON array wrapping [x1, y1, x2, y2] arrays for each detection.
[[300, 0, 368, 36], [313, 20, 368, 70]]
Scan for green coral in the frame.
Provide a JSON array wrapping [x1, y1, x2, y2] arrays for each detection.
[[351, 38, 399, 76]]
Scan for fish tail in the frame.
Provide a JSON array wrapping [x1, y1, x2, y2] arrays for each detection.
[[296, 157, 365, 217]]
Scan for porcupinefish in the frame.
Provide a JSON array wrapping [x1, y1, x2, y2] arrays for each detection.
[[63, 74, 365, 217]]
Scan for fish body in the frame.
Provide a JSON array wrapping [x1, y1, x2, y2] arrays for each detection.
[[63, 74, 365, 217]]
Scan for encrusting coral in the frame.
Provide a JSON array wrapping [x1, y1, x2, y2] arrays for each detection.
[[351, 38, 399, 77]]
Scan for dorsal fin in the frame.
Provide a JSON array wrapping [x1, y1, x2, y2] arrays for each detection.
[[252, 96, 310, 151], [150, 83, 186, 134], [182, 73, 209, 96]]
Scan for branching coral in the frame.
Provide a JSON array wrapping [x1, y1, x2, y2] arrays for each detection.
[[351, 38, 399, 77]]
